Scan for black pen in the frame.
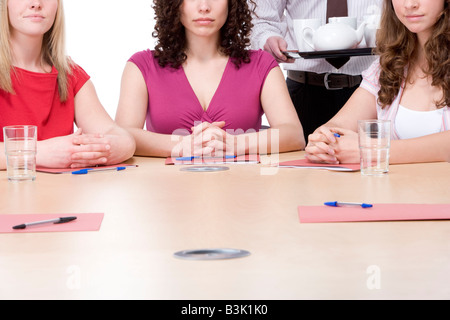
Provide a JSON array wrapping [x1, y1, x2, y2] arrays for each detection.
[[12, 216, 77, 230]]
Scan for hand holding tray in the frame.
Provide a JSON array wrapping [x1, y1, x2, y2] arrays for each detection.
[[283, 47, 375, 60], [283, 48, 375, 69]]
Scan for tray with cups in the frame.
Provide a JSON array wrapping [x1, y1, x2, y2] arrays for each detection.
[[285, 14, 380, 60]]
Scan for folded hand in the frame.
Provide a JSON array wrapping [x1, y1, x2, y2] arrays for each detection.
[[173, 121, 236, 157], [305, 126, 359, 164], [37, 129, 112, 168]]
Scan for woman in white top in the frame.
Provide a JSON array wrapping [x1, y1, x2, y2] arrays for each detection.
[[305, 0, 450, 164]]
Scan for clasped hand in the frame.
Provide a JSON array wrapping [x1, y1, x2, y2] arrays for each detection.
[[37, 129, 112, 168], [305, 126, 359, 164], [173, 121, 236, 157]]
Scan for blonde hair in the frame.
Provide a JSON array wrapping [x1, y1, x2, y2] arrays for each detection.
[[0, 0, 72, 101]]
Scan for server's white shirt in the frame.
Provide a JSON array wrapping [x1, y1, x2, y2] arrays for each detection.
[[251, 0, 383, 75]]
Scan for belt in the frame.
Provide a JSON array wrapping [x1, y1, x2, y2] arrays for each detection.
[[287, 70, 362, 90]]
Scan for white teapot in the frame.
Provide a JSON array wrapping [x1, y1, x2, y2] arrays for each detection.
[[303, 20, 366, 51]]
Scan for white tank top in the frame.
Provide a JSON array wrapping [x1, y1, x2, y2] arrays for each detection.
[[395, 105, 444, 139]]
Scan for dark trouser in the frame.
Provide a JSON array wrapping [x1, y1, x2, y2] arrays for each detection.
[[286, 77, 359, 143]]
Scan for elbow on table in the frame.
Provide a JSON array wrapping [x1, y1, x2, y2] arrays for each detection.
[[126, 128, 137, 152], [124, 135, 137, 160], [298, 135, 306, 151], [291, 122, 306, 151], [111, 130, 136, 164], [291, 133, 306, 151]]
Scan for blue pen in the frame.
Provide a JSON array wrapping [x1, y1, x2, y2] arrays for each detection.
[[324, 201, 373, 208], [176, 155, 236, 161], [72, 167, 127, 175], [204, 155, 237, 159], [176, 156, 200, 161], [334, 133, 341, 138]]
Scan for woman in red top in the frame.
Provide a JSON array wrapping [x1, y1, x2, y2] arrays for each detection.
[[0, 0, 135, 169]]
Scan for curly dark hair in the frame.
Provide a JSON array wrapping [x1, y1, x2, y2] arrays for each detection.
[[152, 0, 257, 69], [376, 0, 450, 109]]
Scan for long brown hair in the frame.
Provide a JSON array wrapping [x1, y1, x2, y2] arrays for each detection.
[[0, 0, 72, 101], [152, 0, 257, 69], [376, 0, 449, 109]]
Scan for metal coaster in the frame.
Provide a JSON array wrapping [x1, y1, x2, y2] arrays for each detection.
[[180, 166, 229, 172], [173, 248, 250, 261]]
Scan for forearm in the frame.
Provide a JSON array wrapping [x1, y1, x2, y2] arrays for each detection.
[[127, 128, 180, 158], [390, 131, 450, 164], [235, 124, 305, 155], [314, 88, 379, 134]]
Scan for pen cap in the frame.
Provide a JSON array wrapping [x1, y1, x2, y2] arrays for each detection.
[[54, 217, 77, 224], [72, 169, 89, 175]]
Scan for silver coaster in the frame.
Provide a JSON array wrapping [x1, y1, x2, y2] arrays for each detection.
[[180, 166, 229, 172], [173, 248, 250, 260]]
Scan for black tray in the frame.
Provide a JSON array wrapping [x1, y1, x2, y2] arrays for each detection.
[[283, 47, 375, 60]]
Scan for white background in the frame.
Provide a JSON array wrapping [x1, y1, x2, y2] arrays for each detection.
[[65, 0, 156, 119]]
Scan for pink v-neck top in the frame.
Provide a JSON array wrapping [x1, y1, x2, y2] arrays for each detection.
[[128, 49, 278, 134]]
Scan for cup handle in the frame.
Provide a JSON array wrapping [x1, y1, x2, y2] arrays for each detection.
[[302, 26, 315, 51]]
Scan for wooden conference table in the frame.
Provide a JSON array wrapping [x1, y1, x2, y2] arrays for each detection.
[[1, 151, 450, 300]]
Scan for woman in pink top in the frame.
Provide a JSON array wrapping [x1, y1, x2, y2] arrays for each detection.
[[115, 0, 304, 157], [305, 0, 450, 164]]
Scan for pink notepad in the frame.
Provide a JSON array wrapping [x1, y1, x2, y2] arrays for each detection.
[[0, 213, 104, 233], [165, 154, 260, 165], [278, 158, 360, 171], [298, 204, 450, 223]]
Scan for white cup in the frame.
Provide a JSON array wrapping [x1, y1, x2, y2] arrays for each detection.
[[358, 120, 391, 176], [293, 18, 321, 52], [328, 16, 357, 29], [363, 14, 381, 47], [3, 125, 37, 182], [363, 14, 381, 28], [364, 26, 377, 47]]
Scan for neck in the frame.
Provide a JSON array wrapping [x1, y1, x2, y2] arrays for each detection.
[[10, 31, 47, 72], [416, 28, 431, 53], [184, 32, 223, 62], [410, 30, 430, 71], [414, 42, 428, 69]]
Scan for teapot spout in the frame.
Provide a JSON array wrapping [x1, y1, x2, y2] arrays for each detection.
[[355, 21, 367, 43]]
